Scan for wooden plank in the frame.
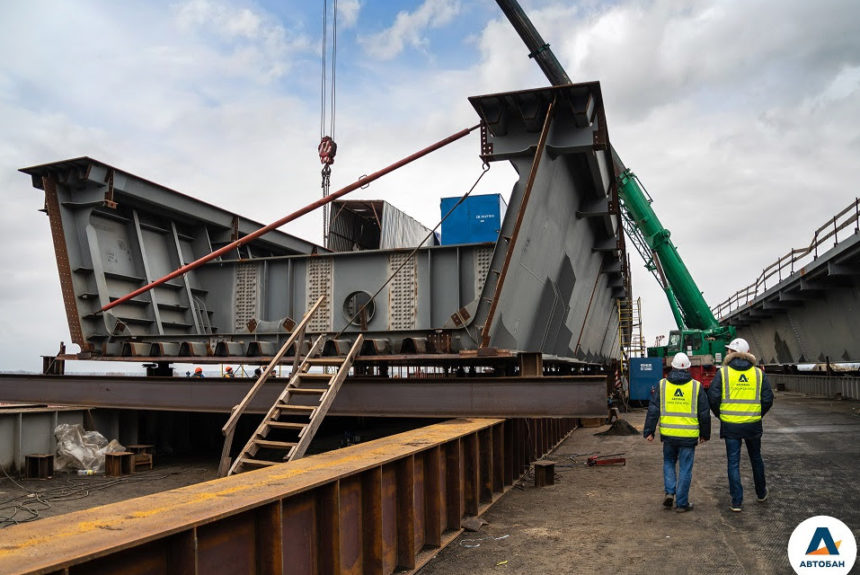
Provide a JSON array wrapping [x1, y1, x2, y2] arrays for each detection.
[[253, 439, 297, 450]]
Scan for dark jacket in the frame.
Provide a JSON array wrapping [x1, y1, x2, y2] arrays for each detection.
[[707, 351, 774, 439], [643, 368, 712, 447]]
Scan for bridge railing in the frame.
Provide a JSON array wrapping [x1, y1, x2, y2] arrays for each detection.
[[713, 197, 860, 319]]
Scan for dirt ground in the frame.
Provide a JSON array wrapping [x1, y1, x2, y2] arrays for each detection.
[[0, 456, 219, 528], [1, 394, 858, 574], [419, 393, 860, 575]]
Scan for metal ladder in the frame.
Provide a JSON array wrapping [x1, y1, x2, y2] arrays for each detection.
[[218, 296, 362, 476]]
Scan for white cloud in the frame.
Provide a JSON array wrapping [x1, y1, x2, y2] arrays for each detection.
[[359, 0, 461, 60], [172, 0, 313, 82], [2, 0, 860, 372], [338, 0, 361, 29]]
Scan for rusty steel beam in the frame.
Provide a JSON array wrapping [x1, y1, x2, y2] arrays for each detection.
[[0, 417, 579, 575], [0, 374, 608, 417]]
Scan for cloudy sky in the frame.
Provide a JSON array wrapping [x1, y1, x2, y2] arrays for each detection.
[[1, 0, 859, 373]]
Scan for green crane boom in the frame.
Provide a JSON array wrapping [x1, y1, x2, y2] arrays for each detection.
[[496, 0, 735, 375], [613, 152, 718, 331]]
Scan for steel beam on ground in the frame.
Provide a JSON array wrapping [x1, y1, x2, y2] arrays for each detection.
[[0, 374, 608, 418], [0, 417, 579, 575]]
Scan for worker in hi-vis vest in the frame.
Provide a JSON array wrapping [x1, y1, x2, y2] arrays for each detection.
[[707, 338, 774, 512], [643, 352, 711, 513]]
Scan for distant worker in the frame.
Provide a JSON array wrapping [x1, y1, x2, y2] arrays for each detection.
[[223, 366, 235, 378], [254, 367, 262, 378], [643, 352, 710, 513], [192, 367, 204, 378], [707, 338, 773, 512]]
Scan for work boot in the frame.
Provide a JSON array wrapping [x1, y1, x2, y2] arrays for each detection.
[[675, 504, 693, 513], [757, 490, 769, 503], [663, 494, 674, 508]]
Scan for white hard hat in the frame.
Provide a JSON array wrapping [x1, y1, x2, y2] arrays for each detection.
[[726, 338, 749, 354], [671, 352, 691, 370]]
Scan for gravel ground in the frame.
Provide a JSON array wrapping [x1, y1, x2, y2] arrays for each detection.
[[419, 393, 860, 575]]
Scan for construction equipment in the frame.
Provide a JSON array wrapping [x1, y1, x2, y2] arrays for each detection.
[[587, 453, 627, 467], [498, 0, 736, 385], [615, 157, 736, 384]]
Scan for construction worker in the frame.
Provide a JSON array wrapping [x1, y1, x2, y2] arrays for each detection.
[[192, 367, 204, 378], [223, 366, 235, 378], [707, 338, 773, 512], [643, 352, 710, 513]]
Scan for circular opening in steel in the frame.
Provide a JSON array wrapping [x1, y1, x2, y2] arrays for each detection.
[[343, 291, 375, 326]]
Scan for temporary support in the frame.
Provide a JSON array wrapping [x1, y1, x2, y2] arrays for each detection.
[[0, 417, 578, 575]]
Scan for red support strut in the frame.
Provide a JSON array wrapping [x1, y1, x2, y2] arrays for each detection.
[[101, 124, 480, 313]]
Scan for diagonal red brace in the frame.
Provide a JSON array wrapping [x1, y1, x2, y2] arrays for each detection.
[[102, 124, 480, 313]]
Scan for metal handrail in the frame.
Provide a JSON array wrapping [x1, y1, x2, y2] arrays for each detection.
[[713, 198, 860, 318]]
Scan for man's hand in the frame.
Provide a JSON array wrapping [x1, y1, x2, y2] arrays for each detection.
[[646, 434, 654, 442], [698, 437, 708, 444]]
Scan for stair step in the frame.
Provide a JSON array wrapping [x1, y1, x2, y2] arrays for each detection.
[[253, 439, 298, 450], [240, 458, 278, 467], [289, 387, 326, 394], [277, 404, 316, 413], [306, 357, 347, 366], [297, 373, 334, 381], [266, 421, 306, 430]]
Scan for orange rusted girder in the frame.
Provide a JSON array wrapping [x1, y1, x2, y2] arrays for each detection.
[[0, 417, 578, 575], [101, 124, 480, 313]]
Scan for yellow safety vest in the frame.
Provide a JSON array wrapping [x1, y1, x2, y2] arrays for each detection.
[[719, 366, 762, 424], [659, 378, 701, 438]]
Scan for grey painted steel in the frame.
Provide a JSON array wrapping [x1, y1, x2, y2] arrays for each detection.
[[770, 374, 860, 400], [22, 83, 625, 365], [0, 374, 608, 418], [0, 406, 87, 471], [719, 232, 860, 365]]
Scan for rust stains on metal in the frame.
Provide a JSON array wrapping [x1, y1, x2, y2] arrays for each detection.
[[0, 417, 579, 575]]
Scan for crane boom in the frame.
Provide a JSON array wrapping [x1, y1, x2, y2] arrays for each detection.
[[496, 0, 735, 380]]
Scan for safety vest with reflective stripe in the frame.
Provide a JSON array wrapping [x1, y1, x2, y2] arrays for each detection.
[[659, 378, 701, 438], [719, 366, 762, 424]]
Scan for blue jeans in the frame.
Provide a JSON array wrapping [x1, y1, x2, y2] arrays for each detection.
[[725, 436, 767, 506], [663, 442, 695, 508]]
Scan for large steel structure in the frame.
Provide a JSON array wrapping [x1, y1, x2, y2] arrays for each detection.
[[22, 82, 627, 367]]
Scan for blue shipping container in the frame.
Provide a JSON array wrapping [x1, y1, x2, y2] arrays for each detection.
[[440, 194, 507, 245], [629, 357, 664, 401]]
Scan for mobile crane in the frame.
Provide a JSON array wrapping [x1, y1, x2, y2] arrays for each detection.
[[496, 0, 736, 386]]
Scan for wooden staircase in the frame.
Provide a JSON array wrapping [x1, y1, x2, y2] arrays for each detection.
[[218, 296, 363, 476]]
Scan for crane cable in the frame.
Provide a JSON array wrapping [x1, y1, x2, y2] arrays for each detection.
[[319, 0, 338, 246]]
